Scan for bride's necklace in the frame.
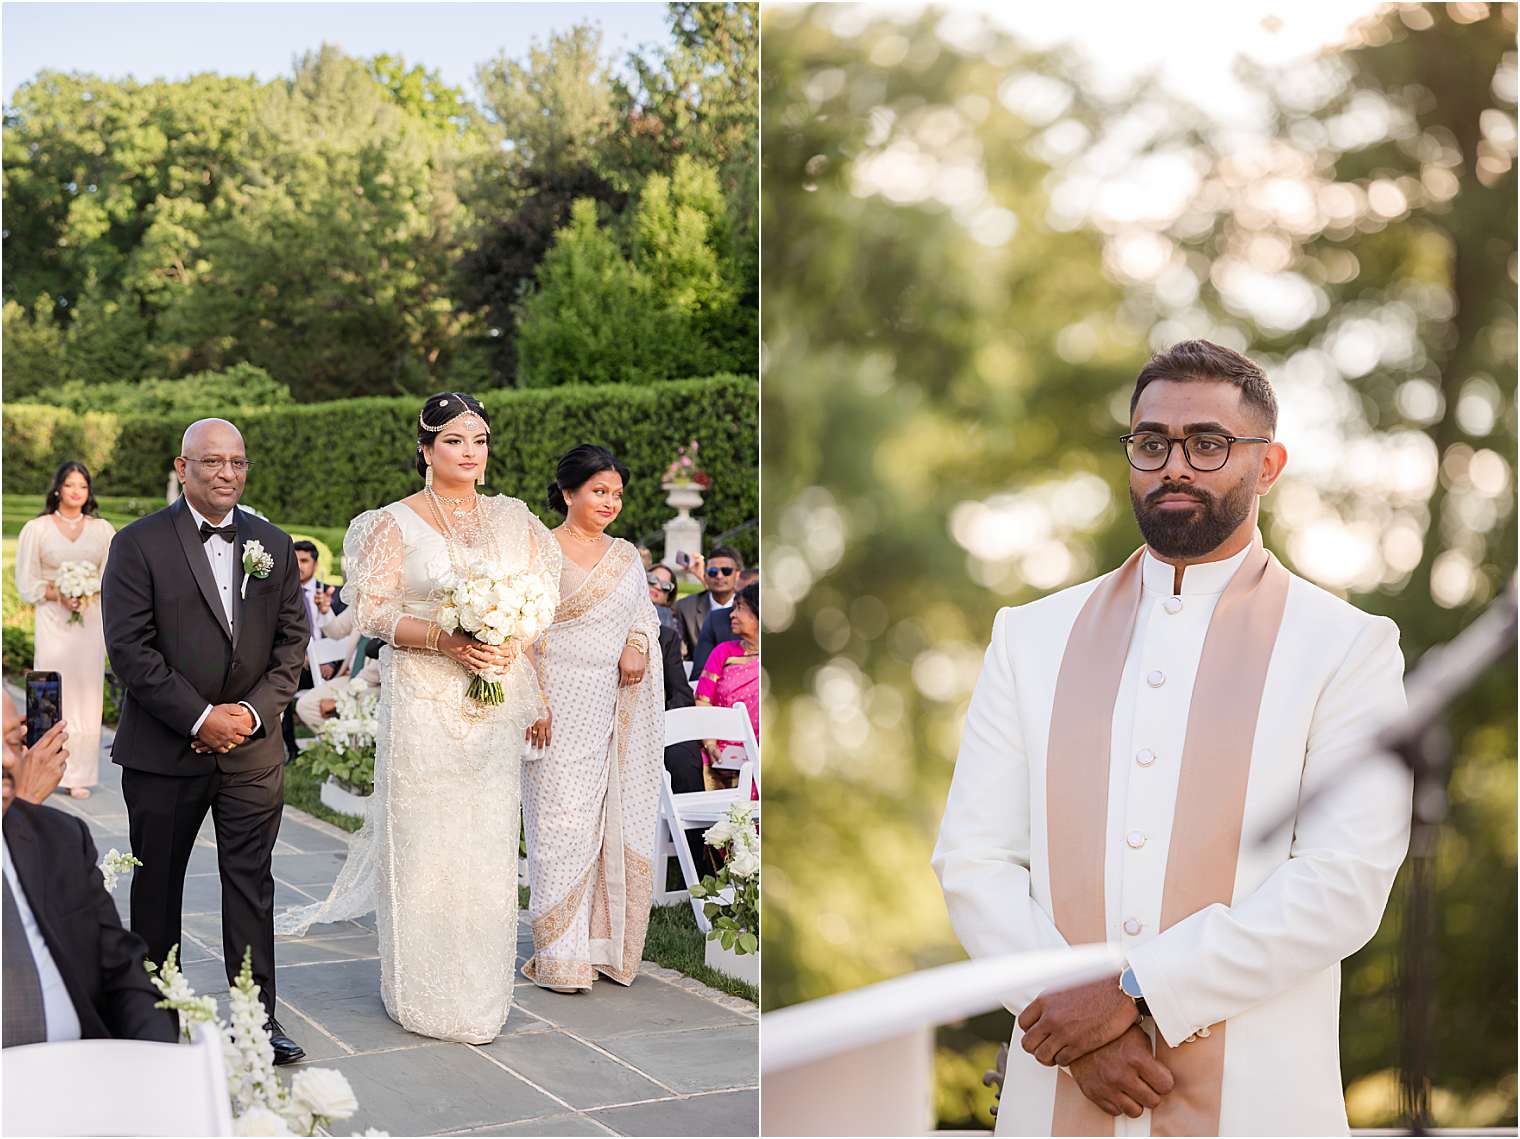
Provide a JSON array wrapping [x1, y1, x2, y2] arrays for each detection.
[[428, 487, 479, 521]]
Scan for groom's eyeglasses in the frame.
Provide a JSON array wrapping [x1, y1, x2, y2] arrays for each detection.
[[183, 456, 254, 474], [1119, 431, 1269, 473]]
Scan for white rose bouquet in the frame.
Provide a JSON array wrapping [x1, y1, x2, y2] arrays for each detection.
[[436, 559, 556, 705], [54, 559, 101, 625]]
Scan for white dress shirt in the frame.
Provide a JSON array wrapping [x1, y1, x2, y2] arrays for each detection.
[[183, 501, 262, 740], [2, 836, 82, 1043]]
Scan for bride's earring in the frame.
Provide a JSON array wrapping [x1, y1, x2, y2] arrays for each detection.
[[476, 462, 486, 488], [425, 464, 434, 489]]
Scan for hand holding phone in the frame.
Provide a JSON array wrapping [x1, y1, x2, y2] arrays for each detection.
[[25, 671, 62, 748]]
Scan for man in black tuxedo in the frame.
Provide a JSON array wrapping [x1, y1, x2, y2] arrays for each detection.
[[102, 418, 309, 1064], [3, 704, 177, 1046]]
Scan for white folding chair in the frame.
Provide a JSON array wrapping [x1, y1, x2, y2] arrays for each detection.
[[654, 702, 760, 932], [2, 1019, 233, 1136]]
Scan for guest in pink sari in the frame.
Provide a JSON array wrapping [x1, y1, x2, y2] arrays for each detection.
[[694, 582, 759, 792]]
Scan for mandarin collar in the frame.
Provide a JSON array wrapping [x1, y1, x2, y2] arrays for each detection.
[[1140, 531, 1259, 597]]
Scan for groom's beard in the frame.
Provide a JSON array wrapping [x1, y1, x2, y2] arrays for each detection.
[[1130, 477, 1255, 560]]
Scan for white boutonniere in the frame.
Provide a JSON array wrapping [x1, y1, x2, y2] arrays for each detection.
[[241, 540, 274, 599]]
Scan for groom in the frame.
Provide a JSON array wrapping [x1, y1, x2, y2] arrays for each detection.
[[102, 418, 309, 1064], [933, 341, 1411, 1135]]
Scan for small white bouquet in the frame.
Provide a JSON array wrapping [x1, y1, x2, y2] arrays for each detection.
[[54, 559, 101, 625], [436, 559, 556, 705]]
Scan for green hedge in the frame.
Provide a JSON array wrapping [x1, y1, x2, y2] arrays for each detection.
[[3, 375, 758, 562]]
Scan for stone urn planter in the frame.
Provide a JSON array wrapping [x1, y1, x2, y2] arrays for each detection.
[[704, 938, 759, 986], [319, 777, 370, 820], [661, 480, 706, 569]]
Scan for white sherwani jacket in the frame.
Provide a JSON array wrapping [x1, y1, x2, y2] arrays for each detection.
[[932, 543, 1413, 1137]]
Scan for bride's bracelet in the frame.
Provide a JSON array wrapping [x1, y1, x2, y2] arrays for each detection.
[[426, 623, 444, 652]]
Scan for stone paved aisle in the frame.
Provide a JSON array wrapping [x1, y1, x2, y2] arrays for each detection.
[[52, 731, 759, 1136]]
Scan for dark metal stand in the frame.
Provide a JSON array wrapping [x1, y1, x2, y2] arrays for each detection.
[[1362, 586, 1514, 1136]]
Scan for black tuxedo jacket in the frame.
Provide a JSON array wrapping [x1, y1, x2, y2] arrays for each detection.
[[3, 800, 178, 1043], [103, 498, 309, 776]]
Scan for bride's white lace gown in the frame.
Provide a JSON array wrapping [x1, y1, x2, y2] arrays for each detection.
[[276, 495, 560, 1044]]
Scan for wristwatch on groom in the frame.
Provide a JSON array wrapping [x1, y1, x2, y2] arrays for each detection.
[[1119, 965, 1151, 1021]]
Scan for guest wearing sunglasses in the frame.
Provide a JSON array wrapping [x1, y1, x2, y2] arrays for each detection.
[[647, 565, 679, 635], [673, 545, 743, 661]]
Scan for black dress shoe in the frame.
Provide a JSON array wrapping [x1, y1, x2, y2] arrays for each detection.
[[265, 1018, 306, 1065]]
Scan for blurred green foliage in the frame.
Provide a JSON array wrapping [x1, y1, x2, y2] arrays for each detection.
[[2, 4, 757, 398], [760, 3, 1515, 1130]]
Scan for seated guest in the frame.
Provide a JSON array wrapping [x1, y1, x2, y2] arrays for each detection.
[[296, 642, 381, 731], [694, 582, 760, 792], [648, 564, 679, 635], [282, 541, 348, 761], [674, 545, 743, 661], [2, 695, 178, 1046], [691, 566, 759, 674]]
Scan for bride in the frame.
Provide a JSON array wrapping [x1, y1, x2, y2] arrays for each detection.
[[276, 392, 560, 1044]]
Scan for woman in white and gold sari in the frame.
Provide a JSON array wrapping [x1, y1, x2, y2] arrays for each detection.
[[522, 445, 664, 991]]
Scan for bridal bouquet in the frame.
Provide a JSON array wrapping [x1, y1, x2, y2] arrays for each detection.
[[436, 561, 556, 705], [148, 946, 383, 1136], [54, 559, 101, 625]]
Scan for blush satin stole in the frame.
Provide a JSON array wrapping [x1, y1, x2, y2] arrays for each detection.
[[1044, 541, 1290, 1136]]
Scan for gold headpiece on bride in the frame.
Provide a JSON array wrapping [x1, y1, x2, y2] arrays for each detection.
[[419, 395, 491, 436]]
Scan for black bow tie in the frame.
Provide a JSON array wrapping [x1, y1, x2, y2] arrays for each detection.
[[200, 522, 236, 544]]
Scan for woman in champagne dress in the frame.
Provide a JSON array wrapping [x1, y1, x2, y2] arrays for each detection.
[[521, 445, 665, 991], [278, 393, 560, 1043], [14, 462, 115, 797]]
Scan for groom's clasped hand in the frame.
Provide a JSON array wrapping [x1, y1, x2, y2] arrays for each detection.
[[1017, 977, 1175, 1119]]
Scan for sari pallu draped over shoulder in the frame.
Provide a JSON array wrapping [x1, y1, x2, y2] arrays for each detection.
[[522, 539, 664, 989], [1045, 540, 1290, 1137]]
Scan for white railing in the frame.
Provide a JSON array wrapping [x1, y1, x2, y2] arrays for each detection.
[[761, 944, 1124, 1136]]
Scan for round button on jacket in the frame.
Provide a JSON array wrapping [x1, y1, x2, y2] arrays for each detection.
[[1146, 669, 1166, 688], [1163, 595, 1183, 614], [1126, 830, 1146, 849], [1135, 748, 1156, 767], [1123, 918, 1142, 936]]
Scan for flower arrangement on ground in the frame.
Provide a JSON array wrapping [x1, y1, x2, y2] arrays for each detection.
[[302, 679, 380, 794], [147, 947, 382, 1137], [54, 560, 102, 625], [436, 560, 556, 705], [690, 801, 759, 954], [661, 438, 711, 488]]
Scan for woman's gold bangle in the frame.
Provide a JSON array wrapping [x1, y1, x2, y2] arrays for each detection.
[[426, 624, 443, 652], [625, 632, 649, 656]]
